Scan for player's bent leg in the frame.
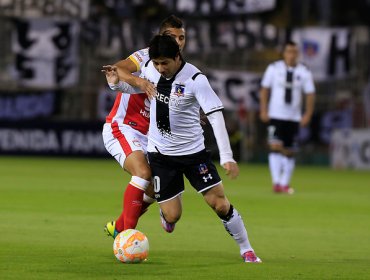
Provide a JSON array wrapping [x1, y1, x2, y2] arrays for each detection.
[[124, 151, 152, 181], [202, 183, 230, 216], [279, 148, 295, 194], [114, 151, 151, 231], [158, 196, 182, 233], [269, 143, 284, 193], [202, 184, 261, 263], [122, 176, 150, 230]]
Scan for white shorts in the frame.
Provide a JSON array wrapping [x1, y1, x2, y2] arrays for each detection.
[[102, 122, 148, 168]]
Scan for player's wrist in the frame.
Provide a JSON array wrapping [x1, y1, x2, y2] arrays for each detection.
[[220, 154, 236, 166], [108, 80, 131, 92]]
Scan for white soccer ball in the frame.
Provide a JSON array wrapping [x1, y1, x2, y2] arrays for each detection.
[[113, 229, 149, 263]]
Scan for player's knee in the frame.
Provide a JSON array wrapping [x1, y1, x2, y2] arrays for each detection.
[[131, 167, 151, 181], [213, 200, 230, 216], [206, 195, 229, 216]]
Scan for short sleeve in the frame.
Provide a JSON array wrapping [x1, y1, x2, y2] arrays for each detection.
[[128, 48, 150, 72], [261, 64, 274, 88], [302, 69, 315, 94], [193, 74, 224, 114]]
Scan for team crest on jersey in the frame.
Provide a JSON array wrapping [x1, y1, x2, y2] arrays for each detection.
[[132, 139, 141, 147], [174, 84, 185, 97], [198, 163, 208, 174]]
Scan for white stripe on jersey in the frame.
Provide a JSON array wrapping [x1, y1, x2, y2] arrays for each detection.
[[261, 60, 315, 121], [141, 61, 224, 156]]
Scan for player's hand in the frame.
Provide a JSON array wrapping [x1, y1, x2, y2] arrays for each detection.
[[222, 161, 239, 179], [101, 65, 119, 85], [136, 77, 157, 99], [300, 114, 311, 127], [259, 111, 269, 123]]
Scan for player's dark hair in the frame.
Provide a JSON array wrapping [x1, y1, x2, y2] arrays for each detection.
[[159, 15, 184, 33], [149, 34, 180, 60], [285, 40, 297, 48], [280, 40, 298, 55]]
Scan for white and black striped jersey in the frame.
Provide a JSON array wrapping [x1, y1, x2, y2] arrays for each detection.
[[261, 60, 315, 122], [140, 60, 224, 155]]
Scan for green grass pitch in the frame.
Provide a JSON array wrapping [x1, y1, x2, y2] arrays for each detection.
[[1, 156, 370, 279]]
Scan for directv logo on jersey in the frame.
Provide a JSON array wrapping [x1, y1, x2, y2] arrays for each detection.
[[156, 93, 170, 104], [174, 84, 185, 97], [198, 163, 208, 174], [156, 93, 180, 107]]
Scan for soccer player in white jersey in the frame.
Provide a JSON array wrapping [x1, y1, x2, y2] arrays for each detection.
[[260, 41, 316, 194], [101, 15, 186, 238], [106, 34, 262, 263]]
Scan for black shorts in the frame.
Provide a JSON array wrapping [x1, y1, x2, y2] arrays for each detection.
[[147, 149, 221, 203], [267, 119, 299, 149]]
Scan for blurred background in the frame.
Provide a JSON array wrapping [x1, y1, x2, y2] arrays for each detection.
[[0, 0, 369, 169]]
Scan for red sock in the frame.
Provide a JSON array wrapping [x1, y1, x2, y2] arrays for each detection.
[[123, 184, 145, 230], [116, 184, 145, 232], [115, 177, 150, 232], [115, 207, 125, 233]]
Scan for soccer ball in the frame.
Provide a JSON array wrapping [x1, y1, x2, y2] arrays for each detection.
[[113, 229, 149, 263]]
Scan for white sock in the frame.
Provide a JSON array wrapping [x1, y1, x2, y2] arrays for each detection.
[[143, 193, 156, 204], [130, 176, 150, 191], [222, 207, 253, 255], [268, 152, 283, 185], [279, 156, 295, 187]]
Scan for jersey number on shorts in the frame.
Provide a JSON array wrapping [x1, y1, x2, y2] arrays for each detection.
[[153, 176, 161, 193]]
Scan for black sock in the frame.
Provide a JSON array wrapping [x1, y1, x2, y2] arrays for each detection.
[[218, 204, 234, 221]]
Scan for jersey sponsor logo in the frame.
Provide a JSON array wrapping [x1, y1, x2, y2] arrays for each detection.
[[156, 93, 170, 104], [174, 84, 185, 97], [140, 109, 150, 118], [198, 163, 208, 174], [156, 93, 180, 108], [139, 98, 150, 118], [128, 121, 137, 127], [134, 52, 143, 63]]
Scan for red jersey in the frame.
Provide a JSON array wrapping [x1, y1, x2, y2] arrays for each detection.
[[105, 48, 151, 135], [106, 92, 150, 135]]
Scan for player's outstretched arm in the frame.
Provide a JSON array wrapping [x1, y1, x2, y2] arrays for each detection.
[[114, 58, 157, 99], [101, 65, 137, 94]]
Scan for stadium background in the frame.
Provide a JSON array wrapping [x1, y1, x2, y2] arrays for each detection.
[[0, 0, 370, 168]]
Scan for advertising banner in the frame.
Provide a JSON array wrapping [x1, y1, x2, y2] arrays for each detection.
[[0, 121, 107, 157], [292, 27, 353, 80], [11, 19, 79, 88], [331, 129, 370, 169]]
